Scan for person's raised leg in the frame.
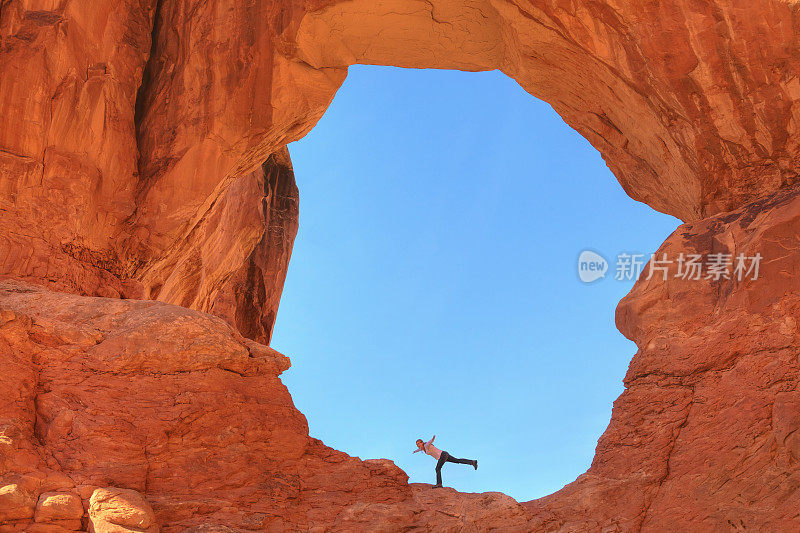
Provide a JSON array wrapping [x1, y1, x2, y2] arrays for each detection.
[[446, 454, 478, 470], [446, 455, 474, 464]]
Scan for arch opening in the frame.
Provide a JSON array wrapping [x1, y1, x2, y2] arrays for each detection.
[[270, 64, 680, 500]]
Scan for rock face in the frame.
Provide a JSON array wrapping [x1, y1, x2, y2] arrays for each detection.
[[4, 0, 800, 320], [133, 149, 299, 344], [528, 184, 800, 531], [88, 487, 158, 533], [2, 0, 800, 530], [0, 280, 519, 531]]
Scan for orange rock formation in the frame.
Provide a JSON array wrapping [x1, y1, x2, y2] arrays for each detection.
[[2, 0, 800, 530]]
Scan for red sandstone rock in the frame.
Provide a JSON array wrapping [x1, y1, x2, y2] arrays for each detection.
[[524, 185, 800, 531], [88, 488, 157, 533], [35, 492, 84, 522], [0, 483, 36, 521], [3, 0, 800, 531], [4, 0, 800, 332], [4, 179, 800, 530], [26, 524, 82, 533], [0, 281, 414, 530]]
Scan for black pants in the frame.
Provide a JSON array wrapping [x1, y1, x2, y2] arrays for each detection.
[[435, 451, 474, 485]]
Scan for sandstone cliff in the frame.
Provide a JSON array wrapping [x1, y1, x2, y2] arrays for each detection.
[[2, 0, 800, 530]]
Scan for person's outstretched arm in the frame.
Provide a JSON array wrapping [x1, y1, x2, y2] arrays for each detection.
[[428, 435, 436, 445], [412, 448, 421, 453]]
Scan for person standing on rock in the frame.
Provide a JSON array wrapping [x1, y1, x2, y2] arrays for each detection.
[[413, 435, 477, 488]]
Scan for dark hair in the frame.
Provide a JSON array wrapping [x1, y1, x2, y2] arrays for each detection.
[[416, 438, 424, 444]]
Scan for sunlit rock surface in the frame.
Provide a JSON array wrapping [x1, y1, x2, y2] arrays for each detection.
[[2, 0, 800, 530]]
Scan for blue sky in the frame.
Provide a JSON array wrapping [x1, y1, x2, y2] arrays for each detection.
[[271, 65, 680, 502]]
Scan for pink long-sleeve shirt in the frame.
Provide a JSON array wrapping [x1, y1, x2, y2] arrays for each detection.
[[413, 437, 442, 460]]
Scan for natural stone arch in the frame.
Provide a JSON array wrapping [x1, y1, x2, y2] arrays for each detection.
[[2, 0, 796, 334], [291, 0, 800, 222], [294, 0, 701, 218], [2, 0, 800, 530], [128, 0, 800, 338], [127, 2, 800, 529]]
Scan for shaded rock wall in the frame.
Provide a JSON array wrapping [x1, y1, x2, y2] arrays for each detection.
[[0, 0, 155, 298], [135, 148, 298, 344]]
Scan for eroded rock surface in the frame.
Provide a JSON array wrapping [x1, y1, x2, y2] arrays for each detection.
[[3, 0, 800, 327], [0, 280, 528, 531], [4, 177, 800, 531], [528, 184, 800, 531], [3, 0, 800, 530]]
